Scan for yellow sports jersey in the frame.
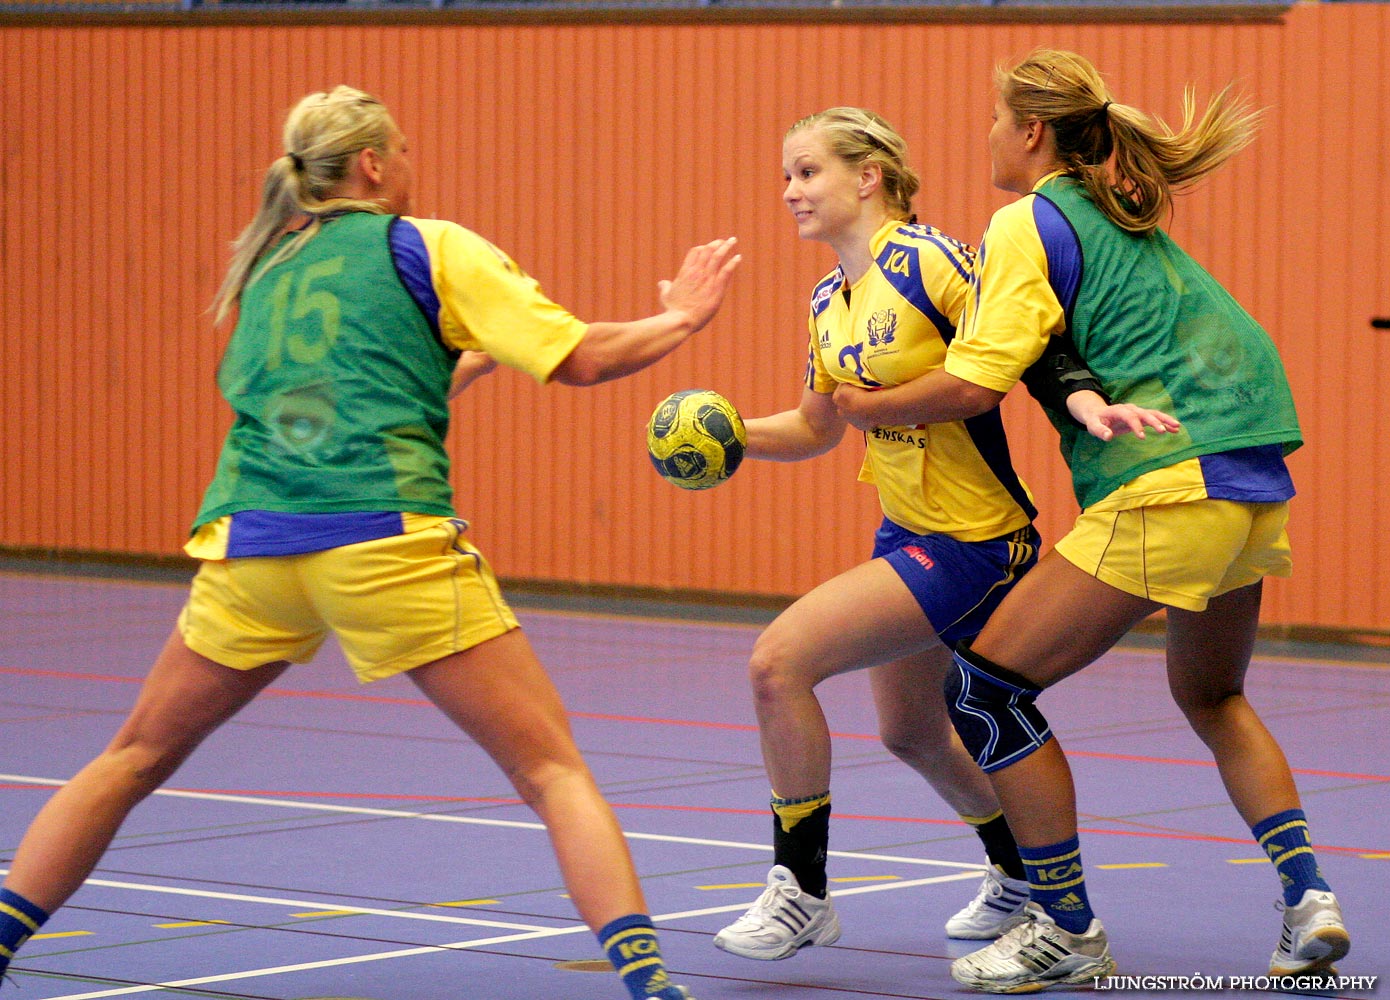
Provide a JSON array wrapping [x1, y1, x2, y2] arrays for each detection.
[[405, 217, 588, 381], [804, 220, 1036, 541], [945, 189, 1062, 393]]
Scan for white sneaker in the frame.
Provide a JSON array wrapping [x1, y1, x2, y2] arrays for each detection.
[[946, 867, 1031, 939], [950, 903, 1115, 993], [1269, 889, 1351, 976], [712, 865, 840, 960]]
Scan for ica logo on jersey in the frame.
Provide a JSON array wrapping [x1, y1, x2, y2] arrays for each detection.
[[884, 248, 913, 276]]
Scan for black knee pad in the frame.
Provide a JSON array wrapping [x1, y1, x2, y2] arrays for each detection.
[[944, 643, 1053, 773]]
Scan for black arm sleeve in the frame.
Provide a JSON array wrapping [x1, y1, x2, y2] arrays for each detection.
[[1019, 334, 1108, 423]]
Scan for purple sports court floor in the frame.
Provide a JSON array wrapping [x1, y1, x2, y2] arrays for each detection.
[[1, 566, 1387, 999]]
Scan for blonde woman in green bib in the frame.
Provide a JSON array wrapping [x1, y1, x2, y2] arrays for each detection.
[[0, 86, 739, 999]]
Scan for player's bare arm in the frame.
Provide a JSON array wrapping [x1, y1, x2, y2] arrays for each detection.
[[832, 370, 1003, 431]]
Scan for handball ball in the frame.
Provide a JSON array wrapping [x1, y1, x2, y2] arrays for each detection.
[[646, 389, 747, 491]]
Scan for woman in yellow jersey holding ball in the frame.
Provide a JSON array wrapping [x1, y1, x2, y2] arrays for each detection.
[[833, 51, 1349, 990], [712, 107, 1171, 962], [0, 86, 740, 1000]]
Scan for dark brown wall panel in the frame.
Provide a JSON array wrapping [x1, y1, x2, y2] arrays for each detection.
[[3, 5, 1388, 631]]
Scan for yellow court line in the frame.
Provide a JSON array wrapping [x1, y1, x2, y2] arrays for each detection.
[[429, 899, 500, 907], [700, 874, 903, 890], [1227, 858, 1270, 865], [154, 921, 231, 929], [1361, 853, 1390, 860], [1096, 862, 1167, 870], [290, 910, 359, 918], [32, 931, 93, 940]]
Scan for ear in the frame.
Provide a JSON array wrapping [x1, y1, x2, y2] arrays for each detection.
[[1022, 118, 1046, 153], [357, 145, 386, 186], [858, 160, 884, 200]]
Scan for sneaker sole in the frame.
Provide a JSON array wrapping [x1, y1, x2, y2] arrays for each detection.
[[947, 913, 1030, 941], [713, 926, 841, 961], [953, 955, 1117, 994], [1270, 927, 1351, 976]]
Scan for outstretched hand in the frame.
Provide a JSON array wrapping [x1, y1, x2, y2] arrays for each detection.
[[1072, 397, 1182, 442], [658, 238, 742, 334]]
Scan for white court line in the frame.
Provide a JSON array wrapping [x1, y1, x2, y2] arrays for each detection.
[[22, 873, 987, 999], [23, 925, 592, 1000], [0, 871, 545, 931], [3, 773, 988, 997], [649, 869, 985, 922], [0, 774, 986, 870]]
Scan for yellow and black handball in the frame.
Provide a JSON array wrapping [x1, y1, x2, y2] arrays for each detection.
[[646, 389, 747, 491]]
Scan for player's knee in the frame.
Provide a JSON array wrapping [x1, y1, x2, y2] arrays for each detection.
[[97, 742, 189, 799], [505, 756, 591, 811], [1170, 682, 1248, 744], [878, 706, 954, 767], [944, 643, 1053, 773], [747, 629, 809, 707]]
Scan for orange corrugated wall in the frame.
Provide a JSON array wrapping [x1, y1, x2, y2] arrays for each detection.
[[3, 5, 1387, 632]]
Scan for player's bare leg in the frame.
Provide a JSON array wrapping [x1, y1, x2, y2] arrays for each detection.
[[1166, 581, 1298, 822], [871, 646, 1001, 817], [407, 629, 646, 932], [748, 558, 942, 799], [4, 633, 288, 912]]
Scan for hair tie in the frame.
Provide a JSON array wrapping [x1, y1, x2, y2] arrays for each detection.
[[1101, 101, 1113, 115], [288, 152, 304, 171]]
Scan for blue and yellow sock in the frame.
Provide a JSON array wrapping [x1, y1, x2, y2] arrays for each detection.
[[1018, 836, 1094, 934], [1253, 808, 1331, 907], [771, 790, 831, 899], [599, 914, 685, 1000], [0, 887, 49, 976]]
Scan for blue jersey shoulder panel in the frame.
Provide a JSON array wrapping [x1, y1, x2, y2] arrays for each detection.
[[389, 217, 443, 342], [876, 237, 953, 341], [1031, 196, 1084, 318]]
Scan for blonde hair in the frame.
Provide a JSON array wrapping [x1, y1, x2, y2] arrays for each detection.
[[786, 107, 920, 221], [996, 49, 1261, 235], [212, 85, 399, 324]]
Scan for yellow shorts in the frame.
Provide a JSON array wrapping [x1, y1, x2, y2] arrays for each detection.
[[178, 518, 519, 683], [1052, 499, 1292, 612]]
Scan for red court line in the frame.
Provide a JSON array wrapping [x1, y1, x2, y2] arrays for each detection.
[[3, 778, 1383, 855], [6, 665, 1389, 784], [5, 778, 1384, 856]]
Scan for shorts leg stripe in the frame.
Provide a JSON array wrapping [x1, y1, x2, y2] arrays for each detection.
[[1140, 508, 1151, 600], [1096, 512, 1119, 579]]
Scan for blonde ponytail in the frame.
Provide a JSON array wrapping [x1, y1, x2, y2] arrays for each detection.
[[996, 49, 1261, 235], [212, 85, 397, 324]]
